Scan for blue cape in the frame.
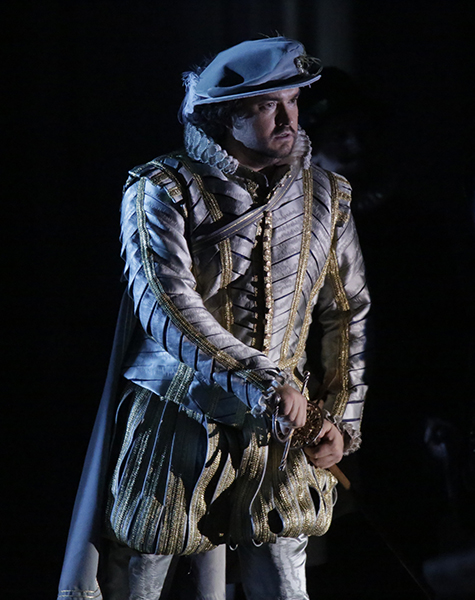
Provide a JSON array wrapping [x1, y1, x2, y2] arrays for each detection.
[[57, 292, 135, 599]]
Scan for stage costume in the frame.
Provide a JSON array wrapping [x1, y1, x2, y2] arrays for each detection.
[[57, 123, 369, 599], [57, 36, 369, 600]]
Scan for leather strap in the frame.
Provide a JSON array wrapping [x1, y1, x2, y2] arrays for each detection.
[[191, 167, 299, 254]]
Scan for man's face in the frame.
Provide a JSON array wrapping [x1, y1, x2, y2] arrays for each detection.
[[228, 88, 300, 168]]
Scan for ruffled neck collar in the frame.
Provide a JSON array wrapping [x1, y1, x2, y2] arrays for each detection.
[[184, 123, 312, 176]]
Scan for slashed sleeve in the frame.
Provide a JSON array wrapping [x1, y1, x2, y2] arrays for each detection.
[[315, 173, 371, 453], [120, 170, 283, 413]]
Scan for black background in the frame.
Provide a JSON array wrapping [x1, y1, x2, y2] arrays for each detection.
[[3, 1, 475, 598]]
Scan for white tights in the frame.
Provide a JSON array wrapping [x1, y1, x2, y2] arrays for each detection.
[[99, 535, 309, 600]]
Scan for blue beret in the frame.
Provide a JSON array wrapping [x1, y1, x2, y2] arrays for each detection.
[[182, 37, 322, 116]]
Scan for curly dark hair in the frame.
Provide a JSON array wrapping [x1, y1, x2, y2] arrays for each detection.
[[180, 57, 246, 143], [185, 100, 245, 143]]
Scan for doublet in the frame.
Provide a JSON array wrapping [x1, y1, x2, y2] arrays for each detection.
[[120, 148, 368, 430], [106, 129, 369, 549], [57, 127, 370, 599]]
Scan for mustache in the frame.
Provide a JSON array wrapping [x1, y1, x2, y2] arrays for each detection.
[[273, 125, 296, 136]]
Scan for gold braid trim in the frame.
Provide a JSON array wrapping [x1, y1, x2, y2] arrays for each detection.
[[155, 365, 196, 554], [179, 156, 234, 331], [183, 422, 223, 554], [135, 176, 267, 392], [149, 164, 188, 216], [107, 372, 210, 555], [164, 361, 195, 403], [327, 246, 351, 418], [284, 451, 315, 535], [58, 590, 102, 599], [262, 211, 274, 354], [114, 168, 348, 554], [272, 449, 336, 538], [229, 416, 269, 544], [250, 440, 280, 544], [249, 440, 337, 542], [260, 441, 304, 541], [157, 471, 187, 554], [189, 427, 239, 554], [279, 170, 340, 372], [108, 387, 337, 553], [107, 386, 155, 543], [308, 467, 337, 535], [279, 168, 313, 364]]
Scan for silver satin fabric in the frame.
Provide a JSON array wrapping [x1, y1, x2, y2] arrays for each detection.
[[238, 535, 310, 600], [100, 537, 308, 600], [100, 542, 226, 600], [56, 129, 370, 600], [120, 150, 370, 447], [100, 542, 174, 600]]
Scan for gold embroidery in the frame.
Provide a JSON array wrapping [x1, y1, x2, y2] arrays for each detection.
[[229, 416, 269, 544], [265, 441, 299, 540], [250, 217, 264, 349], [108, 388, 336, 554], [184, 422, 222, 554], [135, 176, 268, 392], [249, 441, 278, 544], [331, 172, 352, 224], [331, 171, 351, 186], [107, 370, 197, 554], [58, 589, 102, 599], [155, 364, 197, 553], [165, 362, 195, 403], [249, 440, 337, 542], [310, 467, 337, 535], [150, 171, 170, 186], [110, 168, 349, 556], [279, 170, 340, 372], [279, 168, 313, 364], [291, 455, 315, 534], [328, 247, 351, 418], [149, 163, 188, 216], [179, 157, 234, 331], [262, 211, 274, 354], [107, 386, 153, 542], [157, 471, 187, 554], [246, 179, 259, 199], [114, 397, 176, 550]]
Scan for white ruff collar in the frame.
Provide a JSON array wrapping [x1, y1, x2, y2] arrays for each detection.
[[184, 123, 313, 175]]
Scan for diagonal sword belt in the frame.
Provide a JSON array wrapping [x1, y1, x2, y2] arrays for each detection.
[[191, 168, 298, 254]]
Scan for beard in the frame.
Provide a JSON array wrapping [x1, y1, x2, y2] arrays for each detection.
[[257, 128, 297, 159], [224, 123, 298, 170]]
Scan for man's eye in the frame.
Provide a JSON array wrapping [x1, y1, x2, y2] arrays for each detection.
[[260, 102, 275, 111]]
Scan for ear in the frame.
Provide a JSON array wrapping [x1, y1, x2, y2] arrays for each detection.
[[229, 113, 245, 131]]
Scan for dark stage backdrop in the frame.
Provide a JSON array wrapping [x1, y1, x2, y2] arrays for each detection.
[[3, 2, 475, 598]]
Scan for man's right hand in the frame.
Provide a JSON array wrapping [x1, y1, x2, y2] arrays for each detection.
[[275, 384, 307, 429]]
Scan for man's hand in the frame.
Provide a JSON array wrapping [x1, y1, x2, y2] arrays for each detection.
[[275, 384, 307, 429], [304, 420, 344, 469]]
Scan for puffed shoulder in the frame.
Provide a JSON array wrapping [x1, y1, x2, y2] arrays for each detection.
[[330, 171, 352, 226], [123, 155, 188, 209], [309, 164, 353, 227]]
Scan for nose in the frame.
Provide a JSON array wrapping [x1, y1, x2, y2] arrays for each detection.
[[276, 104, 292, 127]]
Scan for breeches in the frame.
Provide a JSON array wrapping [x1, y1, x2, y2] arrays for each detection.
[[106, 385, 336, 555], [99, 535, 310, 600]]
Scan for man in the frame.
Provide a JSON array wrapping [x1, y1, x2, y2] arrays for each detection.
[[57, 37, 369, 600]]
